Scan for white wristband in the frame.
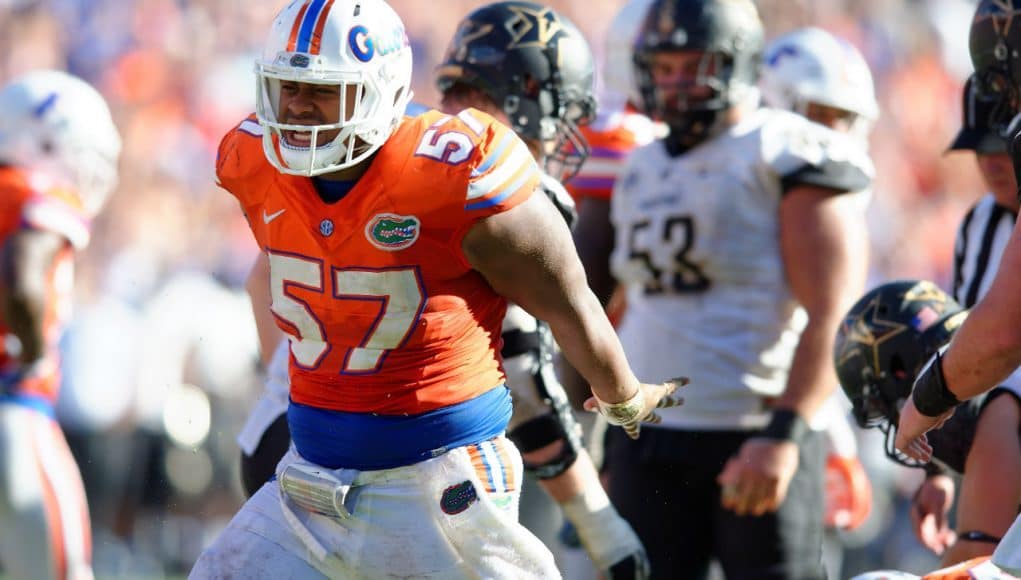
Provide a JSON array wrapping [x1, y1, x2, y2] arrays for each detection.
[[593, 389, 644, 426]]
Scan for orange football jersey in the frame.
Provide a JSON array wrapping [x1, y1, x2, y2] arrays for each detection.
[[565, 110, 658, 203], [922, 557, 1018, 579], [0, 167, 89, 402], [217, 109, 540, 415]]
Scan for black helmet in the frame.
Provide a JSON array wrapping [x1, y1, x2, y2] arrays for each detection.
[[834, 280, 968, 466], [633, 0, 763, 153], [435, 1, 597, 181], [969, 0, 1021, 134], [947, 74, 1010, 154]]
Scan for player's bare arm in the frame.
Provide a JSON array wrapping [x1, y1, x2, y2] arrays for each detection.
[[720, 184, 868, 516], [911, 475, 956, 555], [561, 196, 616, 406], [778, 184, 869, 419], [945, 394, 1021, 565], [940, 219, 1021, 399], [897, 220, 1021, 454], [463, 186, 683, 436], [0, 228, 67, 365]]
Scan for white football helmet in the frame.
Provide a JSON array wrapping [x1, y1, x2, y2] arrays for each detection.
[[256, 0, 414, 176], [0, 70, 121, 218], [847, 572, 919, 580], [601, 0, 654, 111], [760, 27, 879, 140]]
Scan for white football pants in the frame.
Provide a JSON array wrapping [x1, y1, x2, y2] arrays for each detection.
[[190, 436, 559, 579], [0, 403, 93, 580]]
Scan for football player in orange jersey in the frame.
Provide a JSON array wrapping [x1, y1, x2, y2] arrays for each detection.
[[850, 555, 1020, 580], [0, 70, 121, 580], [434, 2, 648, 578], [191, 0, 683, 578]]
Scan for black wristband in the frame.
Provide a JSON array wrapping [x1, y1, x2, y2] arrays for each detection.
[[911, 350, 961, 417], [760, 409, 810, 443]]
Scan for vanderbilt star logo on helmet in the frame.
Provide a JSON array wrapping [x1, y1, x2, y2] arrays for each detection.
[[836, 297, 909, 368], [504, 5, 563, 48], [903, 280, 948, 305], [976, 0, 1021, 37], [449, 20, 495, 62]]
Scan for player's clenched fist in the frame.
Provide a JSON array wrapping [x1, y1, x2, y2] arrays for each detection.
[[584, 377, 688, 439]]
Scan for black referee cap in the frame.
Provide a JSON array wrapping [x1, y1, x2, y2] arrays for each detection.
[[948, 75, 1009, 154]]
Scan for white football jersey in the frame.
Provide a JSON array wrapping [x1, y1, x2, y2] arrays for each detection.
[[610, 107, 873, 429]]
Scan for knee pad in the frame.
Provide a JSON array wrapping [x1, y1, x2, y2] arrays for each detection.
[[510, 413, 580, 479], [504, 320, 586, 479]]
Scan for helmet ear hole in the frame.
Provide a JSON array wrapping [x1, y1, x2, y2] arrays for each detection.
[[888, 354, 907, 382], [523, 75, 541, 99]]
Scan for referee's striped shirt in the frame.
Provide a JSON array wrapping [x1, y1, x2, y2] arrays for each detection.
[[953, 193, 1019, 307]]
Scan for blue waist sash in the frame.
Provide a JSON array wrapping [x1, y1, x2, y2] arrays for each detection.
[[288, 385, 511, 470], [0, 394, 54, 417]]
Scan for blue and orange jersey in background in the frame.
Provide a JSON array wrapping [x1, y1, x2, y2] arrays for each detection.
[[565, 109, 659, 204], [0, 167, 89, 403], [216, 109, 539, 418]]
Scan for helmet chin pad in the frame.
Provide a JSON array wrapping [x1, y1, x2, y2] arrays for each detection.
[[663, 109, 721, 156]]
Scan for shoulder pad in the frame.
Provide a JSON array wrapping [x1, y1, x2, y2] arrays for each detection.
[[762, 109, 875, 194], [215, 115, 267, 190], [539, 173, 577, 228], [458, 110, 541, 213]]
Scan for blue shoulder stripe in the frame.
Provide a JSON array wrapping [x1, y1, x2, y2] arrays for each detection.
[[471, 131, 514, 178]]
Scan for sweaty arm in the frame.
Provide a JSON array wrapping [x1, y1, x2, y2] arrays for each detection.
[[559, 196, 618, 406], [777, 184, 869, 419], [944, 394, 1021, 565], [0, 228, 67, 365], [463, 189, 639, 405], [940, 219, 1021, 400], [719, 183, 869, 516], [896, 224, 1021, 456]]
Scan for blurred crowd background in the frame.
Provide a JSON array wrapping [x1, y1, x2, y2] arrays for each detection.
[[0, 0, 990, 577]]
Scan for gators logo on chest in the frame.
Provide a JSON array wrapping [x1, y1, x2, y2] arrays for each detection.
[[365, 213, 420, 251]]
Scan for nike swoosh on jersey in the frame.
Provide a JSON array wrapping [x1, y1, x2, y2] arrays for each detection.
[[263, 208, 286, 224]]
